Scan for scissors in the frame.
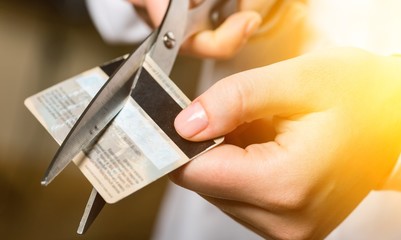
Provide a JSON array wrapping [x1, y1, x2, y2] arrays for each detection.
[[40, 0, 236, 234]]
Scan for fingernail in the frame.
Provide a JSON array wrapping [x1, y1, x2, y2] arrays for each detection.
[[175, 101, 208, 138], [245, 16, 261, 38]]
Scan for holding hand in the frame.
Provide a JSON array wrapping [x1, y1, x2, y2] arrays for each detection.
[[172, 47, 401, 239], [128, 0, 282, 58]]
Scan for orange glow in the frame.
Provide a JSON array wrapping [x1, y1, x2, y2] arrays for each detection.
[[307, 0, 401, 55]]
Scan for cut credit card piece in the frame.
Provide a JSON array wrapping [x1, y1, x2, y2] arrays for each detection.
[[25, 55, 223, 203]]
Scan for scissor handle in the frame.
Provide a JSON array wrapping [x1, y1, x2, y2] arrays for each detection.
[[149, 0, 189, 74], [185, 0, 237, 39], [149, 0, 236, 74]]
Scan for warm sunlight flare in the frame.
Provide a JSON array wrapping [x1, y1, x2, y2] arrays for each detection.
[[308, 0, 401, 55]]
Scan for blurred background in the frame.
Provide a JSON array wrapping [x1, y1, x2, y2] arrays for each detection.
[[0, 0, 201, 239]]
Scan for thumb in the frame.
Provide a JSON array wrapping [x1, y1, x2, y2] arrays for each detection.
[[174, 57, 314, 141]]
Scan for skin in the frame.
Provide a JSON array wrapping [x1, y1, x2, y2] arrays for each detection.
[[172, 48, 401, 239]]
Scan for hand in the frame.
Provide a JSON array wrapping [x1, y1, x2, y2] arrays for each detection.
[[171, 47, 401, 239], [128, 0, 279, 59]]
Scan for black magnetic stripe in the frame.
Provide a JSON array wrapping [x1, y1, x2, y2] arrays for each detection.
[[131, 68, 215, 159], [100, 58, 125, 77]]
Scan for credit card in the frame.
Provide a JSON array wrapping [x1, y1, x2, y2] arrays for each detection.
[[25, 55, 223, 203]]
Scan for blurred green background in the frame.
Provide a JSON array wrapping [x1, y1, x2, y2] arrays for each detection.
[[0, 1, 200, 239]]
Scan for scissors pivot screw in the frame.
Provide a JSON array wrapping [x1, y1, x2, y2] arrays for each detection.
[[163, 31, 176, 49]]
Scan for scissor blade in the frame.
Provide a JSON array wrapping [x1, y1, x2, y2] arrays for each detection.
[[41, 33, 157, 186], [149, 0, 235, 74], [77, 188, 106, 235]]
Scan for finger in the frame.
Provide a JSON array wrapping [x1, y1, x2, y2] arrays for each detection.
[[143, 0, 204, 27], [170, 142, 284, 205], [174, 53, 325, 141], [145, 0, 169, 27], [171, 111, 341, 208], [180, 11, 262, 59]]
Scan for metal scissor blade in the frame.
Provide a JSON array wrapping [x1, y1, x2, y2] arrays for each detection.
[[41, 33, 157, 186], [77, 188, 106, 235], [149, 0, 235, 74], [73, 0, 238, 233]]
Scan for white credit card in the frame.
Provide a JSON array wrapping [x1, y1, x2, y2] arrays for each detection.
[[25, 55, 223, 203]]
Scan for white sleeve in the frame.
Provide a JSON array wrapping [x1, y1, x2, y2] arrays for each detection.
[[85, 0, 152, 44]]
